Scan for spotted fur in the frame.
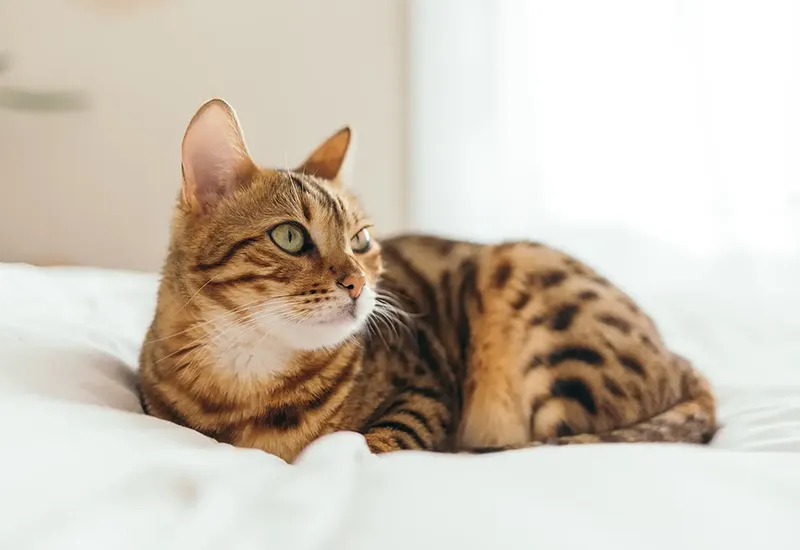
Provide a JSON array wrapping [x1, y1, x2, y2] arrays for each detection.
[[138, 99, 718, 462]]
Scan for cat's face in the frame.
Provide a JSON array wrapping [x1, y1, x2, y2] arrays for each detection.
[[171, 99, 382, 351]]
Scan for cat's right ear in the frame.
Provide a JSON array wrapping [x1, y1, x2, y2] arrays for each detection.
[[295, 126, 354, 186], [180, 98, 256, 215]]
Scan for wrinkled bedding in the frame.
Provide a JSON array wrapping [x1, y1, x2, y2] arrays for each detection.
[[1, 262, 799, 550]]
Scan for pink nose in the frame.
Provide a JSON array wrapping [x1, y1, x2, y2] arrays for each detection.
[[338, 272, 366, 299]]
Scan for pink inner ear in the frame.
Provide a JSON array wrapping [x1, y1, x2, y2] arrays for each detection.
[[187, 138, 238, 199], [182, 103, 249, 211]]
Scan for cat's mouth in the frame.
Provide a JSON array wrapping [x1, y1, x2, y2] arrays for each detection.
[[315, 303, 359, 326]]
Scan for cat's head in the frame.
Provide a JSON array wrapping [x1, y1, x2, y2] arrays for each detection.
[[168, 98, 382, 351]]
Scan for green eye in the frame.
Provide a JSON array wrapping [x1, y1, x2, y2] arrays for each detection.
[[351, 228, 372, 253], [269, 223, 307, 254]]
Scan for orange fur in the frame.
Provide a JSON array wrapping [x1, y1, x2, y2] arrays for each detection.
[[138, 99, 717, 462]]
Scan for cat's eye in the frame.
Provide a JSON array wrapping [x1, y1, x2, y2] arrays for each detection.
[[351, 228, 372, 253], [269, 223, 307, 255]]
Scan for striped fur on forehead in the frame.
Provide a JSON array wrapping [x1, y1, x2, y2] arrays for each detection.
[[279, 170, 366, 229]]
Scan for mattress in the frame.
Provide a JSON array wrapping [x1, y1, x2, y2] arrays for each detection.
[[1, 261, 799, 550]]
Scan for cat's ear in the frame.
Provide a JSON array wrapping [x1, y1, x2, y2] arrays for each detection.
[[181, 98, 256, 214], [295, 126, 354, 185]]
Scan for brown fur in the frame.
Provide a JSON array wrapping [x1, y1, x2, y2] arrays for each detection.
[[138, 99, 717, 463]]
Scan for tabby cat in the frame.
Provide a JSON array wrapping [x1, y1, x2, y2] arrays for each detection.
[[138, 99, 717, 462]]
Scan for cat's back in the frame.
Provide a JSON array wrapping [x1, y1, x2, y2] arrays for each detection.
[[380, 234, 635, 306], [378, 234, 605, 306], [377, 234, 663, 364], [380, 234, 583, 276]]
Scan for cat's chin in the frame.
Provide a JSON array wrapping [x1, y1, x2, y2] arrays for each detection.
[[272, 288, 376, 351], [279, 319, 365, 351]]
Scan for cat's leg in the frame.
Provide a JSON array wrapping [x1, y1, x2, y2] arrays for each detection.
[[361, 341, 455, 454], [361, 381, 453, 453], [455, 247, 538, 450], [456, 242, 614, 449]]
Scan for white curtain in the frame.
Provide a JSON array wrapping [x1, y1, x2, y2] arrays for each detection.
[[408, 0, 800, 295]]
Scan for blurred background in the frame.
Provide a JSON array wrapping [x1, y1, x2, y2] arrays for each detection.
[[0, 0, 407, 271], [1, 1, 798, 295]]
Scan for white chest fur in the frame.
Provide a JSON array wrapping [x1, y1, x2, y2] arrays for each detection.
[[207, 322, 291, 379]]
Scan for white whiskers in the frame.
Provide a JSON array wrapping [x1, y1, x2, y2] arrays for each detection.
[[364, 289, 415, 348]]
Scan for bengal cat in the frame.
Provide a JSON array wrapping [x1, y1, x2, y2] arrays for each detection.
[[138, 99, 717, 463]]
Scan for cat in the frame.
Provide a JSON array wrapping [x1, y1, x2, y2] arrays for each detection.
[[138, 98, 717, 463]]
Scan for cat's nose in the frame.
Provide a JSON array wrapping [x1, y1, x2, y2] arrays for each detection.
[[337, 272, 366, 299]]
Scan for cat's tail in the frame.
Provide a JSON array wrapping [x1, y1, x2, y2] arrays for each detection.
[[468, 355, 718, 454]]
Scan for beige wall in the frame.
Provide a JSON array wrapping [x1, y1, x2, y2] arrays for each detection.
[[0, 0, 407, 272]]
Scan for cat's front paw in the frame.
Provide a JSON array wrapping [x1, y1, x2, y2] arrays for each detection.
[[364, 432, 400, 454]]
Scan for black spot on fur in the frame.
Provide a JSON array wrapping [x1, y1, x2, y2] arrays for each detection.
[[603, 375, 626, 397], [578, 290, 600, 301], [556, 421, 575, 437], [619, 355, 646, 377], [458, 260, 484, 315], [563, 258, 589, 276], [526, 356, 546, 373], [257, 404, 302, 429], [493, 262, 513, 289], [541, 270, 568, 288], [530, 315, 547, 326], [640, 334, 659, 353], [440, 271, 454, 322], [456, 260, 478, 370], [596, 313, 632, 334], [550, 304, 580, 331], [600, 402, 625, 424], [415, 329, 444, 382], [511, 292, 531, 310], [389, 375, 408, 389], [551, 378, 598, 415], [548, 346, 605, 367], [437, 240, 456, 255], [627, 383, 644, 402]]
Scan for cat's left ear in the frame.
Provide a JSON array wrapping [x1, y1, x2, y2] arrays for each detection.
[[295, 126, 354, 186]]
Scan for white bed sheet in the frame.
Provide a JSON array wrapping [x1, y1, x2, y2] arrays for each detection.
[[1, 262, 799, 550]]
